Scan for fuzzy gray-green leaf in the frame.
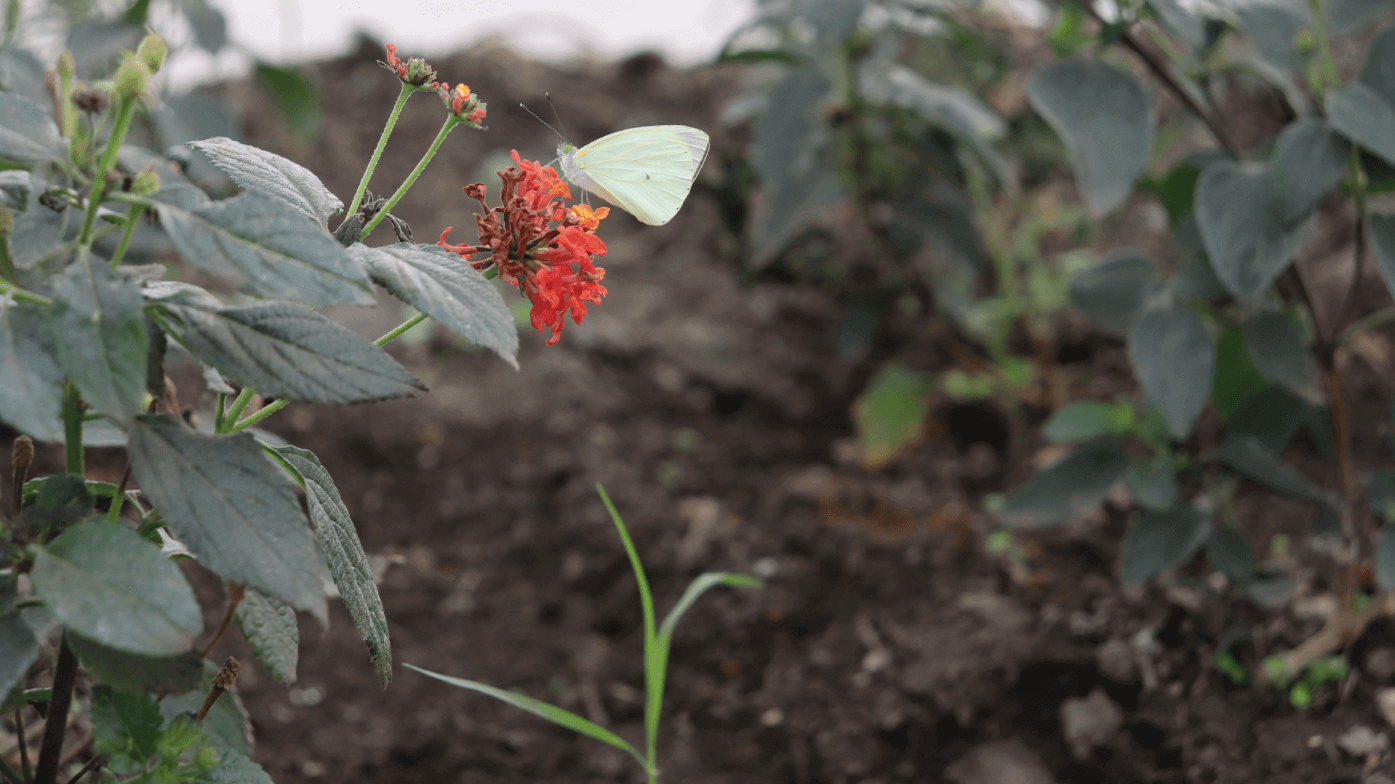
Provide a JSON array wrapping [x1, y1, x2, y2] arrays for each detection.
[[31, 521, 202, 655], [0, 300, 63, 440], [1000, 441, 1132, 527], [145, 281, 424, 404], [66, 631, 203, 694], [349, 242, 519, 368], [1194, 160, 1312, 302], [127, 415, 327, 620], [0, 93, 66, 164], [1120, 504, 1212, 587], [51, 261, 148, 425], [235, 587, 298, 683], [190, 137, 342, 226], [272, 444, 390, 685], [1128, 300, 1214, 438], [154, 190, 373, 306]]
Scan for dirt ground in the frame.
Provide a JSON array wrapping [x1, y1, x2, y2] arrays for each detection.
[[25, 33, 1395, 784]]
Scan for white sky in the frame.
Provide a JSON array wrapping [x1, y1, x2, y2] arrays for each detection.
[[165, 0, 758, 89]]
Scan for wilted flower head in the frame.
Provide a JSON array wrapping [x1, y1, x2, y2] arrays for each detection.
[[437, 82, 487, 127], [438, 151, 608, 345], [379, 44, 437, 88]]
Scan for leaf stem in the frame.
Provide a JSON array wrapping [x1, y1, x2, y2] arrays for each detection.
[[221, 388, 256, 432], [214, 391, 226, 432], [0, 280, 54, 307], [348, 83, 414, 219], [31, 635, 79, 784], [107, 203, 147, 269], [375, 312, 428, 346], [596, 484, 660, 783], [361, 115, 461, 242], [78, 94, 137, 245], [61, 380, 83, 477]]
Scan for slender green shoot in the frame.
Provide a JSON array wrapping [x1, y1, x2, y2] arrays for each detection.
[[361, 114, 461, 241], [347, 82, 414, 219]]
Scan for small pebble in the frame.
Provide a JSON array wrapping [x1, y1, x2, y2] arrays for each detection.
[[1377, 688, 1395, 728], [1059, 687, 1124, 760], [1336, 725, 1389, 757]]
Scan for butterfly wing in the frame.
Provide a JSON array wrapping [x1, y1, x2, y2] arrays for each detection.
[[570, 126, 710, 226]]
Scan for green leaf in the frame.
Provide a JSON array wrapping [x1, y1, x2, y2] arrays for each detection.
[[1128, 299, 1214, 438], [1211, 433, 1331, 505], [188, 749, 275, 784], [127, 415, 327, 619], [0, 300, 63, 440], [153, 190, 374, 307], [51, 260, 148, 425], [1119, 504, 1212, 587], [1359, 26, 1395, 107], [403, 664, 646, 768], [1365, 212, 1395, 301], [189, 137, 342, 226], [160, 660, 251, 756], [254, 63, 321, 146], [999, 441, 1132, 528], [1233, 1, 1309, 71], [1141, 162, 1202, 224], [66, 631, 203, 694], [656, 571, 761, 658], [1378, 524, 1395, 590], [1194, 160, 1312, 302], [1241, 311, 1315, 397], [0, 611, 40, 708], [179, 0, 228, 52], [31, 520, 202, 655], [1068, 250, 1157, 336], [1146, 0, 1206, 50], [1325, 0, 1394, 33], [235, 587, 298, 684], [0, 93, 66, 164], [269, 445, 389, 684], [1126, 456, 1177, 510], [347, 243, 519, 368], [1328, 84, 1395, 168], [18, 473, 93, 533], [1205, 527, 1256, 584], [1269, 119, 1349, 222], [1025, 59, 1155, 217], [0, 46, 51, 107], [90, 685, 162, 774], [851, 363, 932, 467], [1043, 401, 1116, 442], [144, 281, 424, 404], [1212, 326, 1270, 418], [1224, 385, 1307, 453], [750, 71, 840, 262]]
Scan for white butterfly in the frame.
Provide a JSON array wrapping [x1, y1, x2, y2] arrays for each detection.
[[556, 126, 710, 226]]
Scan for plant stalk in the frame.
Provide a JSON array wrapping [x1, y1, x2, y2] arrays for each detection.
[[361, 115, 460, 241], [107, 203, 147, 270], [32, 636, 79, 784], [61, 381, 83, 477], [348, 83, 414, 219], [78, 95, 137, 245]]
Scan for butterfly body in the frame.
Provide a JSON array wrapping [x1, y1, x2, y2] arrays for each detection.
[[557, 125, 709, 226]]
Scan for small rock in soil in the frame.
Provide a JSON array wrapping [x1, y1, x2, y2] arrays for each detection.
[[1366, 648, 1395, 683], [945, 738, 1057, 784], [1378, 688, 1395, 728], [1096, 638, 1135, 683], [1059, 687, 1124, 760], [1336, 725, 1390, 758]]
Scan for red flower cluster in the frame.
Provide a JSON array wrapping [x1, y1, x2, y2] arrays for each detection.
[[379, 44, 437, 88], [438, 151, 608, 345], [437, 82, 487, 126]]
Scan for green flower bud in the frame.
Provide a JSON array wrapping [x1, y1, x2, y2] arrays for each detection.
[[131, 169, 160, 196], [137, 33, 168, 74], [114, 53, 150, 99], [56, 51, 74, 82]]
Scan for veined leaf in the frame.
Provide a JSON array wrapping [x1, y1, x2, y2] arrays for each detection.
[[0, 300, 63, 440], [51, 261, 147, 426], [190, 137, 342, 226], [127, 415, 327, 620], [66, 631, 203, 694], [1000, 441, 1131, 527], [1120, 504, 1212, 587], [1194, 160, 1313, 302], [235, 587, 298, 684], [0, 93, 66, 164], [1128, 299, 1214, 438]]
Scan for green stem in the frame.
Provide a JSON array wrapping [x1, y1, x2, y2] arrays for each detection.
[[1307, 0, 1338, 97], [348, 83, 414, 219], [79, 95, 137, 245], [361, 115, 460, 241], [108, 203, 147, 269], [375, 312, 428, 346], [106, 486, 125, 523], [0, 280, 54, 307], [214, 391, 226, 432], [0, 228, 13, 283], [221, 388, 256, 432], [230, 311, 433, 433], [596, 484, 660, 781], [61, 381, 83, 477]]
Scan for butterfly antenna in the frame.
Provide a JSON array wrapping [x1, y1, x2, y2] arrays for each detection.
[[544, 93, 571, 142], [520, 102, 564, 141]]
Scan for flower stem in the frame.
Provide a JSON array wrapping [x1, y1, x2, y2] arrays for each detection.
[[79, 94, 137, 245], [229, 311, 433, 433], [31, 635, 78, 784], [361, 115, 461, 241], [348, 83, 414, 219], [108, 203, 147, 269]]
